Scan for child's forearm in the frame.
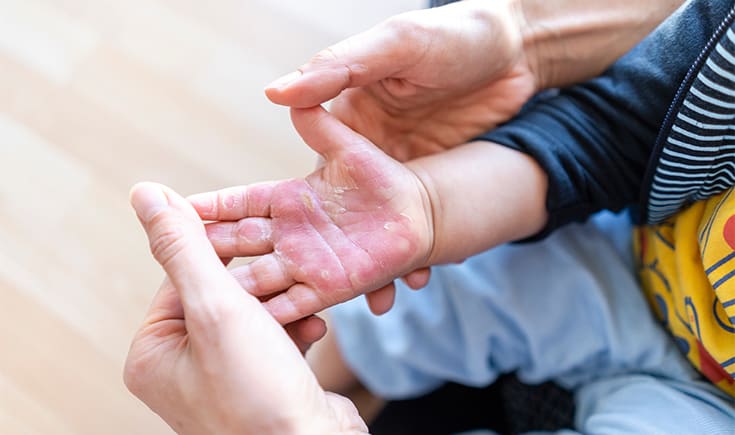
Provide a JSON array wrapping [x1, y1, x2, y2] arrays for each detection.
[[516, 0, 685, 90], [407, 140, 548, 266]]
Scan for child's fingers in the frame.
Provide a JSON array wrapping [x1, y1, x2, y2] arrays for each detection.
[[187, 182, 277, 221], [230, 254, 296, 297], [290, 105, 374, 160], [263, 283, 347, 324], [205, 218, 274, 258], [285, 315, 327, 355], [365, 283, 396, 315], [401, 267, 431, 290]]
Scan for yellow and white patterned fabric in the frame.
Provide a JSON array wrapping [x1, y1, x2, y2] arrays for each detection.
[[636, 188, 735, 397]]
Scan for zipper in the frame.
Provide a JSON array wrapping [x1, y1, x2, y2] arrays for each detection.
[[639, 3, 735, 223]]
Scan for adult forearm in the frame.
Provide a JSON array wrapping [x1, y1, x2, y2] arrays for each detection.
[[407, 140, 548, 265], [516, 0, 685, 89]]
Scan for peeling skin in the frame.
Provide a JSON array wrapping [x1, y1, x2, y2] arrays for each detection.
[[322, 200, 347, 215], [322, 163, 359, 191], [222, 193, 236, 210], [301, 192, 315, 212], [334, 185, 357, 194], [383, 222, 399, 232], [238, 221, 269, 243]]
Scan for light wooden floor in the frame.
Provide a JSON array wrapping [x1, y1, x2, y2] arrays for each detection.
[[0, 1, 422, 433]]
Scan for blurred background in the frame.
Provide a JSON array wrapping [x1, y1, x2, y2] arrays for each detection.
[[0, 0, 422, 433]]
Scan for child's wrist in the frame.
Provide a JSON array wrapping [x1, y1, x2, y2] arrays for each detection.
[[405, 159, 441, 268]]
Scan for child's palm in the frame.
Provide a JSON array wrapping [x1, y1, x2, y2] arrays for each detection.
[[190, 107, 432, 323]]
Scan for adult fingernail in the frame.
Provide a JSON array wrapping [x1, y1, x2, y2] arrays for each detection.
[[266, 70, 302, 90], [130, 183, 169, 223]]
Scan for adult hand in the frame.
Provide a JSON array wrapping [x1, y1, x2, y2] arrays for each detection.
[[188, 106, 434, 323], [266, 0, 535, 161], [124, 182, 367, 435], [266, 0, 686, 161]]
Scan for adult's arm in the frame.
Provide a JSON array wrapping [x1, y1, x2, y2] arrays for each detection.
[[269, 0, 685, 109], [518, 0, 686, 89]]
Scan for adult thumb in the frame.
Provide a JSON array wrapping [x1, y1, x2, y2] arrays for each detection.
[[130, 182, 241, 311], [265, 18, 415, 108]]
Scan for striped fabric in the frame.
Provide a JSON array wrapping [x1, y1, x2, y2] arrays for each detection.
[[647, 25, 735, 223]]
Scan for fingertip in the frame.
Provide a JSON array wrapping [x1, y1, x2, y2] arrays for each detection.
[[265, 70, 303, 93], [286, 315, 327, 355], [402, 268, 431, 290], [267, 67, 350, 108], [130, 182, 169, 224], [365, 283, 396, 316], [298, 315, 328, 343]]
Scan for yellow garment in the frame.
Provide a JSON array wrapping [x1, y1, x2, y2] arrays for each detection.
[[636, 188, 735, 397]]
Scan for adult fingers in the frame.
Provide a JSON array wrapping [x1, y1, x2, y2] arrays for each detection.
[[265, 16, 423, 108]]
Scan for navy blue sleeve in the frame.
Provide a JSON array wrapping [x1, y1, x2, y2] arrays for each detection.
[[478, 0, 732, 236]]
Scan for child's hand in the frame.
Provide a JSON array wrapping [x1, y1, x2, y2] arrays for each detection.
[[265, 0, 535, 162], [189, 106, 434, 324]]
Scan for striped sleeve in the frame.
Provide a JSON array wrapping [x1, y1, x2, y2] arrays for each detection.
[[477, 0, 732, 237], [645, 25, 735, 223]]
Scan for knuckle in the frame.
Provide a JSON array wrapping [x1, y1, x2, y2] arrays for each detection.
[[149, 222, 186, 267], [383, 14, 425, 40], [308, 46, 340, 67]]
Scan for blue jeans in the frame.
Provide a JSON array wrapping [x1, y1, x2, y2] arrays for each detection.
[[329, 212, 735, 433]]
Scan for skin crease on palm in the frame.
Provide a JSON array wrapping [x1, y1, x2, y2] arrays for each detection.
[[189, 106, 434, 325]]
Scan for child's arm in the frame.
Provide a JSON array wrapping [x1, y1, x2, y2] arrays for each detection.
[[406, 140, 547, 266], [189, 107, 546, 324]]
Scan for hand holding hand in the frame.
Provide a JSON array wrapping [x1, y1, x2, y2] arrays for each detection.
[[189, 106, 435, 323], [124, 182, 367, 435]]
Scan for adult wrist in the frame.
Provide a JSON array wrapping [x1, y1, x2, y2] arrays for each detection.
[[516, 0, 685, 90]]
